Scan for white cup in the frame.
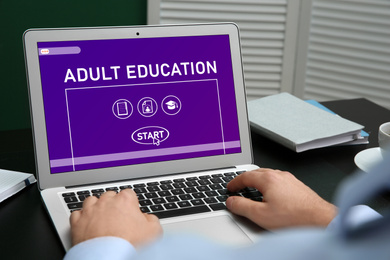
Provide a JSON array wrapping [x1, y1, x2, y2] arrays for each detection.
[[378, 122, 390, 158]]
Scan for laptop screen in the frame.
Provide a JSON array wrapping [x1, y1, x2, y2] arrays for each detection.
[[37, 34, 241, 174]]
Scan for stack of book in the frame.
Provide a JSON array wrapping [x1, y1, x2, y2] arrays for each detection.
[[248, 93, 368, 153]]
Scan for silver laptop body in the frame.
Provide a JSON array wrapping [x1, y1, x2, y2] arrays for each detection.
[[23, 23, 262, 250]]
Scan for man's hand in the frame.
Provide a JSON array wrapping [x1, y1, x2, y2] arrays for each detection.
[[226, 168, 337, 230], [70, 189, 162, 247]]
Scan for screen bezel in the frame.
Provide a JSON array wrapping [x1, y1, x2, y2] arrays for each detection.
[[23, 23, 253, 190]]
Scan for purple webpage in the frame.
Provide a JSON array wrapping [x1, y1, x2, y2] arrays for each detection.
[[37, 34, 241, 174]]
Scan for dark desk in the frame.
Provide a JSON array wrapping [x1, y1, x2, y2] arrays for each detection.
[[1, 98, 389, 259]]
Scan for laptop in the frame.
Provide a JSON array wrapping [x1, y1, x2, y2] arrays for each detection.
[[23, 23, 263, 250]]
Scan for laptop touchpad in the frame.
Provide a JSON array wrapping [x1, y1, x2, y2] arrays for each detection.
[[163, 215, 253, 246]]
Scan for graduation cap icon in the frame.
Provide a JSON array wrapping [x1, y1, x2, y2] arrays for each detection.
[[165, 100, 178, 110]]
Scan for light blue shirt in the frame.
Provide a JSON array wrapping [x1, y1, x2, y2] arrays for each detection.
[[64, 156, 390, 260]]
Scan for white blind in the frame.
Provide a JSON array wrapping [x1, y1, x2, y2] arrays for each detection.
[[149, 0, 299, 100], [303, 0, 390, 109]]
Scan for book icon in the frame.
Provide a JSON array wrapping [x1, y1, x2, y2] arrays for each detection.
[[112, 99, 133, 119], [117, 101, 129, 116]]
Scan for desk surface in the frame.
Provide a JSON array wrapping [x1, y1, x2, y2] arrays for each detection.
[[1, 98, 389, 259]]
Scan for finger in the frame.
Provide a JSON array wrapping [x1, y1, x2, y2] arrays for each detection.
[[226, 195, 266, 224], [99, 190, 118, 199], [82, 194, 98, 209], [69, 209, 81, 225], [118, 188, 140, 207], [227, 170, 264, 191], [144, 213, 160, 223], [227, 168, 280, 193]]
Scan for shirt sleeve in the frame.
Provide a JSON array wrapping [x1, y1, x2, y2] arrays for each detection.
[[63, 236, 137, 260]]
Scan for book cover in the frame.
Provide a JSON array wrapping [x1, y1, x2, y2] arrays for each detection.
[[0, 169, 36, 203], [248, 93, 364, 152]]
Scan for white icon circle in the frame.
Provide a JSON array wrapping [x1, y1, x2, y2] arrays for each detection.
[[162, 95, 181, 115], [112, 99, 133, 119], [137, 97, 158, 117]]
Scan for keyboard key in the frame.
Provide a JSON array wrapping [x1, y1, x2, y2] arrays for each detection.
[[119, 185, 132, 190], [152, 198, 166, 204], [171, 189, 185, 195], [179, 194, 193, 200], [78, 195, 90, 201], [166, 196, 180, 202], [217, 189, 228, 195], [150, 205, 164, 212], [210, 177, 223, 183], [186, 177, 198, 181], [204, 197, 218, 204], [210, 203, 226, 211], [177, 201, 192, 208], [216, 195, 228, 202], [160, 184, 173, 190], [191, 199, 205, 206], [62, 192, 76, 197], [192, 192, 205, 199], [224, 172, 236, 176], [198, 179, 212, 185], [77, 190, 90, 195], [139, 200, 153, 206], [134, 187, 147, 194], [67, 202, 83, 210], [160, 180, 173, 184], [197, 185, 210, 192], [64, 196, 78, 203], [205, 191, 218, 197], [164, 203, 178, 210], [209, 184, 223, 190], [184, 187, 197, 193], [173, 183, 186, 188], [186, 181, 198, 187], [158, 190, 172, 197], [211, 173, 223, 177], [133, 183, 146, 188], [151, 205, 210, 219], [91, 189, 104, 193], [173, 178, 185, 183], [147, 186, 160, 192], [147, 182, 159, 186], [199, 175, 211, 179], [92, 193, 102, 198], [106, 187, 119, 192], [145, 192, 158, 199], [222, 176, 234, 182]]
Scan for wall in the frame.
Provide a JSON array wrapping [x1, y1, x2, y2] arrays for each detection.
[[0, 0, 147, 131]]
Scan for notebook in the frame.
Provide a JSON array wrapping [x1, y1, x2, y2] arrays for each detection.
[[23, 23, 262, 250]]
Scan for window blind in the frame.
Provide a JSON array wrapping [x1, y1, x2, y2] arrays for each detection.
[[303, 0, 390, 109], [149, 0, 299, 100]]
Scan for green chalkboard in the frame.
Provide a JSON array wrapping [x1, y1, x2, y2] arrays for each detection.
[[0, 0, 147, 131]]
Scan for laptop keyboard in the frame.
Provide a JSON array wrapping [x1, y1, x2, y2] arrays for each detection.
[[62, 171, 262, 219]]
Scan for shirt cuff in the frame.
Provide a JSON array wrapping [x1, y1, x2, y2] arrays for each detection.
[[327, 205, 382, 231], [63, 236, 137, 260]]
